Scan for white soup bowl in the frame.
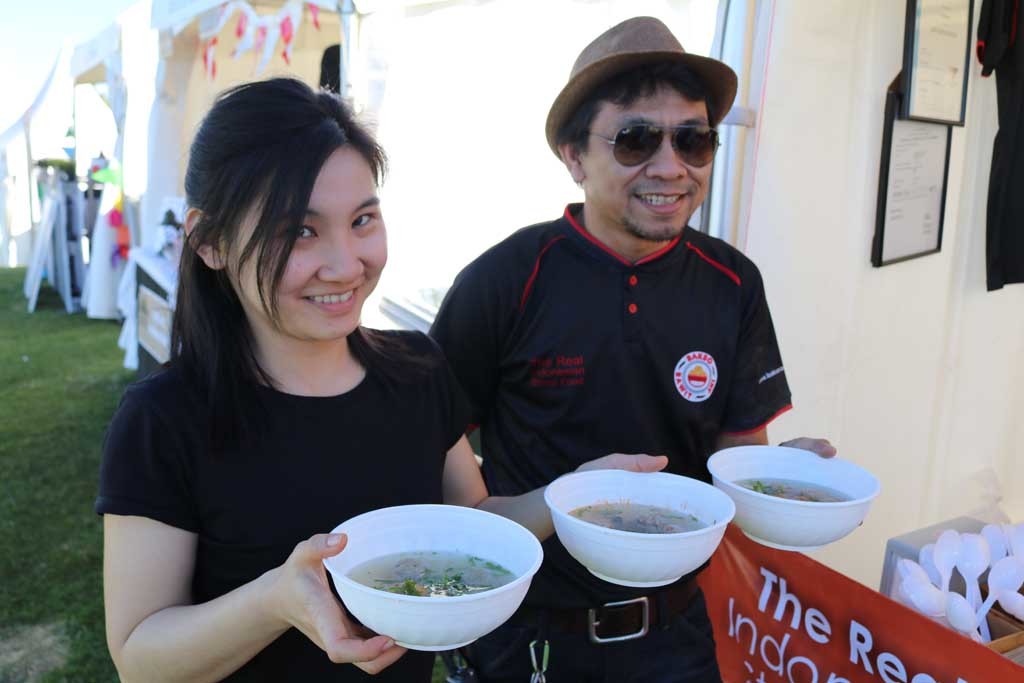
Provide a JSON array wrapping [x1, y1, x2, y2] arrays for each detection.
[[707, 445, 880, 551], [323, 504, 543, 651], [544, 470, 735, 587]]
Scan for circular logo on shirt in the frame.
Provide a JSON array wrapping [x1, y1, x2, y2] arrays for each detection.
[[674, 351, 718, 402]]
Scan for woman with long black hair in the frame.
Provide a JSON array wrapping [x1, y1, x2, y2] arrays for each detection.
[[96, 77, 665, 682]]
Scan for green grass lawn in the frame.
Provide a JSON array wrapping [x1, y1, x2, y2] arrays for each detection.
[[0, 267, 132, 682], [0, 267, 448, 682]]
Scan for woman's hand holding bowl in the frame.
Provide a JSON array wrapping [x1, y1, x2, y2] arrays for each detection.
[[265, 532, 406, 675]]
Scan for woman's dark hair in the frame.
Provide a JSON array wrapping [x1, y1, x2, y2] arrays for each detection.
[[173, 77, 427, 453], [555, 62, 713, 155]]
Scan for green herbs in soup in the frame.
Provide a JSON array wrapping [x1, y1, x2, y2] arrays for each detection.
[[738, 478, 850, 502], [348, 551, 515, 597], [569, 502, 706, 534]]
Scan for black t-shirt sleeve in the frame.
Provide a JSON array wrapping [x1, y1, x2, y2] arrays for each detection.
[[720, 264, 793, 433], [95, 383, 198, 532], [429, 257, 513, 428]]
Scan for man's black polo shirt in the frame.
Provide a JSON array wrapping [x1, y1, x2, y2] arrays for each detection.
[[430, 204, 792, 609]]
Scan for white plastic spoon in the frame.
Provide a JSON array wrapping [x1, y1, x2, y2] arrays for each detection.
[[999, 591, 1024, 621], [957, 534, 990, 609], [901, 574, 947, 617], [897, 559, 945, 616], [1009, 524, 1024, 557], [919, 543, 943, 587], [934, 529, 962, 594], [981, 524, 1009, 563], [975, 556, 1024, 642], [898, 558, 934, 587], [957, 534, 991, 640], [945, 591, 983, 642], [1001, 524, 1018, 553]]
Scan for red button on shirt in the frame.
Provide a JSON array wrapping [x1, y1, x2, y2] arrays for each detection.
[[628, 303, 638, 314], [628, 275, 638, 286]]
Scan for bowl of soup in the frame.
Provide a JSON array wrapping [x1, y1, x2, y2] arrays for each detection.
[[323, 504, 543, 651], [707, 445, 880, 551], [544, 470, 735, 587]]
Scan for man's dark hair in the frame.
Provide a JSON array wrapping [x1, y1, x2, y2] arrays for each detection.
[[174, 77, 427, 454], [319, 44, 341, 93], [555, 62, 713, 155]]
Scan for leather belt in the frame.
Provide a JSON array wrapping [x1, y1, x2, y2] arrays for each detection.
[[509, 579, 699, 644]]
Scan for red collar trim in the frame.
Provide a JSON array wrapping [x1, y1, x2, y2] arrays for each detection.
[[684, 241, 742, 286], [636, 237, 683, 265], [563, 205, 681, 267]]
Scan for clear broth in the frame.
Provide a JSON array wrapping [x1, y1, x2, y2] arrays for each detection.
[[737, 477, 850, 502], [347, 550, 515, 597], [569, 502, 706, 534]]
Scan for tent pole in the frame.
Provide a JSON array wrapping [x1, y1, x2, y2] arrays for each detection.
[[340, 0, 355, 101], [24, 119, 38, 227]]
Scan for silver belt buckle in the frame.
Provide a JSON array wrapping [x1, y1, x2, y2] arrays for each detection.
[[587, 596, 650, 644]]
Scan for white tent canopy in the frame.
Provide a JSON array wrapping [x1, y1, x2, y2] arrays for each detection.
[[0, 56, 62, 149], [71, 1, 153, 319], [64, 0, 347, 254], [70, 23, 122, 84], [65, 0, 345, 321], [0, 54, 65, 268], [59, 0, 348, 354]]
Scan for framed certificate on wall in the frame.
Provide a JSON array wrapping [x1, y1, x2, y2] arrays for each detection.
[[901, 0, 974, 126], [873, 83, 952, 267]]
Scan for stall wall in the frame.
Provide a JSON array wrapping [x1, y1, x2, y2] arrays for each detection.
[[178, 8, 340, 150], [747, 0, 1024, 586]]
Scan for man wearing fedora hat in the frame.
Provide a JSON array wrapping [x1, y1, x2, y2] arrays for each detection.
[[431, 16, 833, 682]]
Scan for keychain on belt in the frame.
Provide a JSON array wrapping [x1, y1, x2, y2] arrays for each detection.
[[528, 639, 550, 683]]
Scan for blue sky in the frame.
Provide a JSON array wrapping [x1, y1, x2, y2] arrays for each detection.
[[0, 0, 137, 132]]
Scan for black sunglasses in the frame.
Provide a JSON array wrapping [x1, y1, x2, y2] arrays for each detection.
[[589, 123, 720, 168]]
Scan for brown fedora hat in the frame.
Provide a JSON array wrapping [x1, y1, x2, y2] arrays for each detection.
[[545, 16, 738, 157]]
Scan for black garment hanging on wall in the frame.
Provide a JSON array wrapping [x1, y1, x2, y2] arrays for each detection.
[[979, 0, 1024, 290]]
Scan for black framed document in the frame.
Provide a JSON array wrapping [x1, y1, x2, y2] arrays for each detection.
[[873, 82, 952, 267], [901, 0, 974, 126]]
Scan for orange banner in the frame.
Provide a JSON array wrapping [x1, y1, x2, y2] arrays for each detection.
[[698, 526, 1022, 683]]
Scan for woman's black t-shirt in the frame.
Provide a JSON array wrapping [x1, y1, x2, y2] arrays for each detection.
[[96, 331, 470, 682]]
